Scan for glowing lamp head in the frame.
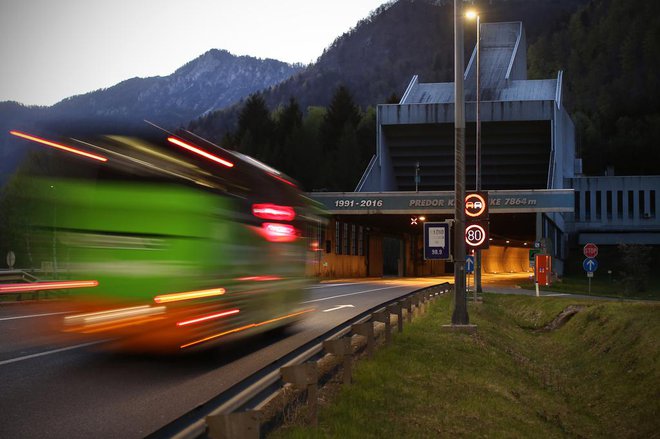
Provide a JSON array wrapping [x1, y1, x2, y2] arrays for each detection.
[[466, 9, 478, 20]]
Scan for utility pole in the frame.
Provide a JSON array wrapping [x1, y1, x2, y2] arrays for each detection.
[[452, 0, 468, 325]]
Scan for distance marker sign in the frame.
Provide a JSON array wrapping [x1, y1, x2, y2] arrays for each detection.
[[424, 222, 450, 260]]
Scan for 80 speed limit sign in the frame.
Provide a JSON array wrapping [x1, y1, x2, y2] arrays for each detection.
[[465, 221, 489, 249]]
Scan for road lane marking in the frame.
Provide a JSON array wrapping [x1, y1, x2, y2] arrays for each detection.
[[322, 304, 355, 313], [0, 311, 70, 322], [0, 341, 103, 366], [302, 285, 404, 304], [544, 293, 570, 297]]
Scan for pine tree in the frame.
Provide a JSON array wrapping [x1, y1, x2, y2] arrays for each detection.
[[320, 85, 362, 152], [236, 93, 273, 159]]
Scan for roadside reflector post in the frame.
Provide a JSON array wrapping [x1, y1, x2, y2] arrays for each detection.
[[372, 310, 392, 345], [206, 410, 261, 439], [352, 322, 375, 358], [323, 338, 352, 385], [281, 362, 319, 426], [388, 303, 404, 333]]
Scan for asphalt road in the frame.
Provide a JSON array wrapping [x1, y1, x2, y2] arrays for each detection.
[[0, 278, 439, 438]]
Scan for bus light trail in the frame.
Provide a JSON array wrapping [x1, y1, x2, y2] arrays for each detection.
[[180, 308, 315, 349], [0, 280, 99, 293], [9, 131, 108, 162]]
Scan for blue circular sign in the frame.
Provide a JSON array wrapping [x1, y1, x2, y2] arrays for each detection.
[[583, 258, 598, 273]]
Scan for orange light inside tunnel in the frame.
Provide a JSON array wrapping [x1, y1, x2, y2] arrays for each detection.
[[0, 280, 98, 293], [10, 131, 108, 162], [252, 203, 296, 221], [261, 223, 299, 242], [153, 287, 226, 304], [176, 309, 240, 327], [180, 308, 315, 349], [167, 137, 234, 168]]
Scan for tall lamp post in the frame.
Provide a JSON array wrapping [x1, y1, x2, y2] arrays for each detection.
[[452, 0, 468, 325], [466, 9, 483, 294]]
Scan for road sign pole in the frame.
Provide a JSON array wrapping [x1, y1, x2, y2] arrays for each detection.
[[452, 0, 468, 326]]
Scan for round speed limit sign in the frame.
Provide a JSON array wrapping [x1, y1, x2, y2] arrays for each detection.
[[465, 223, 487, 247]]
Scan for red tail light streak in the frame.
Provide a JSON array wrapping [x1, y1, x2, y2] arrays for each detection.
[[9, 131, 108, 162], [252, 204, 296, 221], [260, 223, 299, 242], [0, 280, 98, 293], [176, 309, 240, 327], [167, 137, 234, 168]]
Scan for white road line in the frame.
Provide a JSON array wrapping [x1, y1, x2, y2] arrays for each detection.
[[0, 311, 70, 322], [322, 304, 355, 313], [302, 285, 404, 304], [0, 341, 103, 366], [544, 293, 570, 297]]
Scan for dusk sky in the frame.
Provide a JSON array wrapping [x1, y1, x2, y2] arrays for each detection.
[[0, 0, 391, 106]]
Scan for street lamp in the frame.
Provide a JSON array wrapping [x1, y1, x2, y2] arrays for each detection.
[[452, 0, 468, 325], [466, 9, 483, 295]]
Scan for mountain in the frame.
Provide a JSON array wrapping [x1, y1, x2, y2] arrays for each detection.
[[48, 49, 302, 127], [0, 50, 302, 184], [190, 0, 588, 140]]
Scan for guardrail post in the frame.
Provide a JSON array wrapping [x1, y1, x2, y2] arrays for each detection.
[[372, 309, 392, 345], [418, 292, 427, 314], [415, 293, 424, 316], [351, 322, 375, 358], [387, 303, 403, 333], [281, 362, 319, 426], [323, 338, 352, 385], [206, 410, 261, 439], [401, 298, 413, 323]]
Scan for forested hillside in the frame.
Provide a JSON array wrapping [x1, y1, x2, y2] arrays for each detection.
[[528, 0, 660, 175]]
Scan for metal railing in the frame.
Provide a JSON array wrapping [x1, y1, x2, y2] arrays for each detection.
[[152, 282, 451, 439]]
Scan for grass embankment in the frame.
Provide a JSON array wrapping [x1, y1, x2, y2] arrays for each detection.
[[273, 294, 659, 438], [518, 275, 660, 300]]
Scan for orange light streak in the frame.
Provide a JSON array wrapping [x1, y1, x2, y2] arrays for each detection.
[[167, 137, 234, 168], [176, 309, 240, 327], [154, 287, 226, 304], [236, 275, 282, 282], [9, 131, 108, 162], [0, 280, 98, 293], [180, 308, 315, 349]]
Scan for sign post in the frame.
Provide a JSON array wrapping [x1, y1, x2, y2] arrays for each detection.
[[583, 257, 598, 294], [465, 191, 488, 295], [582, 243, 599, 294]]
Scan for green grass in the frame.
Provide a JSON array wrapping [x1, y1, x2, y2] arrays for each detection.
[[272, 294, 660, 438], [518, 274, 660, 300]]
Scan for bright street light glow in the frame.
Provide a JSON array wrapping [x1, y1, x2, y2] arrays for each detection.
[[465, 9, 478, 19]]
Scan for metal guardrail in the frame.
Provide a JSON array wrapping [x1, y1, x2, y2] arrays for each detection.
[[153, 282, 452, 439]]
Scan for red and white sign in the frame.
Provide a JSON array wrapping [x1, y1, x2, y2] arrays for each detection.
[[583, 243, 598, 258]]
